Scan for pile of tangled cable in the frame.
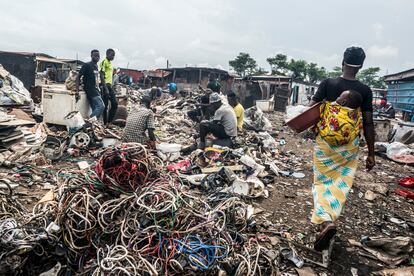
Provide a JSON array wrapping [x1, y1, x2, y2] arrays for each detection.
[[0, 143, 279, 275]]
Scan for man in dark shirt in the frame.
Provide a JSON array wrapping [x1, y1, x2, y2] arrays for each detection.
[[76, 50, 104, 120], [309, 46, 376, 251]]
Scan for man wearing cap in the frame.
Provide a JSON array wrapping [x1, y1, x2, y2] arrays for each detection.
[[309, 46, 376, 251], [122, 96, 156, 148], [198, 92, 237, 149]]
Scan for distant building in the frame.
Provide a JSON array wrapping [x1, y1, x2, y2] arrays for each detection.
[[290, 79, 318, 106], [232, 75, 291, 109], [384, 68, 414, 120], [0, 51, 75, 89], [57, 58, 85, 71], [161, 67, 234, 92]]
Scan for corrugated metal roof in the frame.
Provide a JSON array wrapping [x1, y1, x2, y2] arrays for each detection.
[[0, 51, 53, 58], [384, 68, 414, 82], [36, 56, 66, 64], [243, 75, 291, 81], [160, 67, 229, 75]]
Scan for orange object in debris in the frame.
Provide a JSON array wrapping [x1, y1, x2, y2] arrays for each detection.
[[286, 102, 322, 133]]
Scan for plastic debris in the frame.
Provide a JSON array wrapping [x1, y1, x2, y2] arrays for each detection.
[[349, 236, 413, 265], [281, 247, 304, 268]]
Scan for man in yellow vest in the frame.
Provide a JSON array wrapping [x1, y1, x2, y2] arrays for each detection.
[[227, 91, 244, 132], [100, 48, 118, 125]]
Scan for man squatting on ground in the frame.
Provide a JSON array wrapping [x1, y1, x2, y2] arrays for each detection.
[[198, 92, 238, 149], [122, 96, 156, 149]]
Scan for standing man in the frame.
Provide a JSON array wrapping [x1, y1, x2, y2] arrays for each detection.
[[309, 46, 376, 251], [76, 50, 104, 120], [227, 91, 244, 131], [123, 96, 156, 148], [207, 74, 221, 93], [198, 93, 237, 149], [100, 48, 118, 125]]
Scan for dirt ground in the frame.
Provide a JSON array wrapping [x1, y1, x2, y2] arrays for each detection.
[[261, 112, 414, 275], [5, 110, 413, 275]]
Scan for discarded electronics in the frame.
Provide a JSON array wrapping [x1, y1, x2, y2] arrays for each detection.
[[42, 85, 91, 125]]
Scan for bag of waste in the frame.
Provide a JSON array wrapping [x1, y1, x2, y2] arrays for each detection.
[[65, 70, 78, 91], [386, 142, 414, 158], [64, 111, 85, 133], [244, 107, 272, 131], [0, 65, 32, 105]]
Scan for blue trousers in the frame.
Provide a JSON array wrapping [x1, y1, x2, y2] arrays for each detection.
[[88, 95, 104, 118]]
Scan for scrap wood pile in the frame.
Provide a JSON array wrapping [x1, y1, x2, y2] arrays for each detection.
[[0, 143, 292, 275]]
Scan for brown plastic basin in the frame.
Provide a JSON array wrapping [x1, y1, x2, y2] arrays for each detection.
[[286, 102, 322, 133]]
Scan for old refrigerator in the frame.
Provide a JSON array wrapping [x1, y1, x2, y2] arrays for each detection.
[[42, 85, 91, 125]]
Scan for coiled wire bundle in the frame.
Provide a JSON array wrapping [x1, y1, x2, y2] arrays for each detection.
[[95, 143, 161, 193], [0, 142, 280, 275]]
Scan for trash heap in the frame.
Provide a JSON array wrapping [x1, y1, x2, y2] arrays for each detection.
[[0, 113, 46, 162], [0, 143, 288, 275], [0, 65, 32, 106]]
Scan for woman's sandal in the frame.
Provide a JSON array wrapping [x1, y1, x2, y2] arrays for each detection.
[[314, 222, 336, 251]]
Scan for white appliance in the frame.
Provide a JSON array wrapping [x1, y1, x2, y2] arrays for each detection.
[[42, 85, 92, 125]]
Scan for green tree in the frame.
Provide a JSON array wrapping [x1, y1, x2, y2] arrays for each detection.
[[266, 54, 289, 75], [229, 52, 258, 77], [288, 59, 308, 80], [327, 66, 342, 78], [357, 67, 386, 88], [306, 63, 327, 83]]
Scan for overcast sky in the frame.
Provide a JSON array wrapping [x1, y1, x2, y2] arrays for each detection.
[[0, 0, 412, 75]]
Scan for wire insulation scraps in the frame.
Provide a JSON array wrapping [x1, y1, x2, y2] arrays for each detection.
[[0, 143, 280, 275], [95, 143, 161, 193]]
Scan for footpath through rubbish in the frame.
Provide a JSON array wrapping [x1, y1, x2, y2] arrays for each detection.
[[0, 77, 412, 275]]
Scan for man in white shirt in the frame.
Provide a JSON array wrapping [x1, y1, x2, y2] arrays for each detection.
[[198, 92, 237, 149]]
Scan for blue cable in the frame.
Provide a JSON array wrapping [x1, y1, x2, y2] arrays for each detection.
[[174, 235, 228, 270]]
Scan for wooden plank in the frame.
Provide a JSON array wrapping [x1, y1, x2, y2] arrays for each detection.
[[201, 165, 244, 174], [0, 119, 35, 127]]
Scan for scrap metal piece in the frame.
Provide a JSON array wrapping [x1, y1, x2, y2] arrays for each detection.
[[70, 132, 91, 149]]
